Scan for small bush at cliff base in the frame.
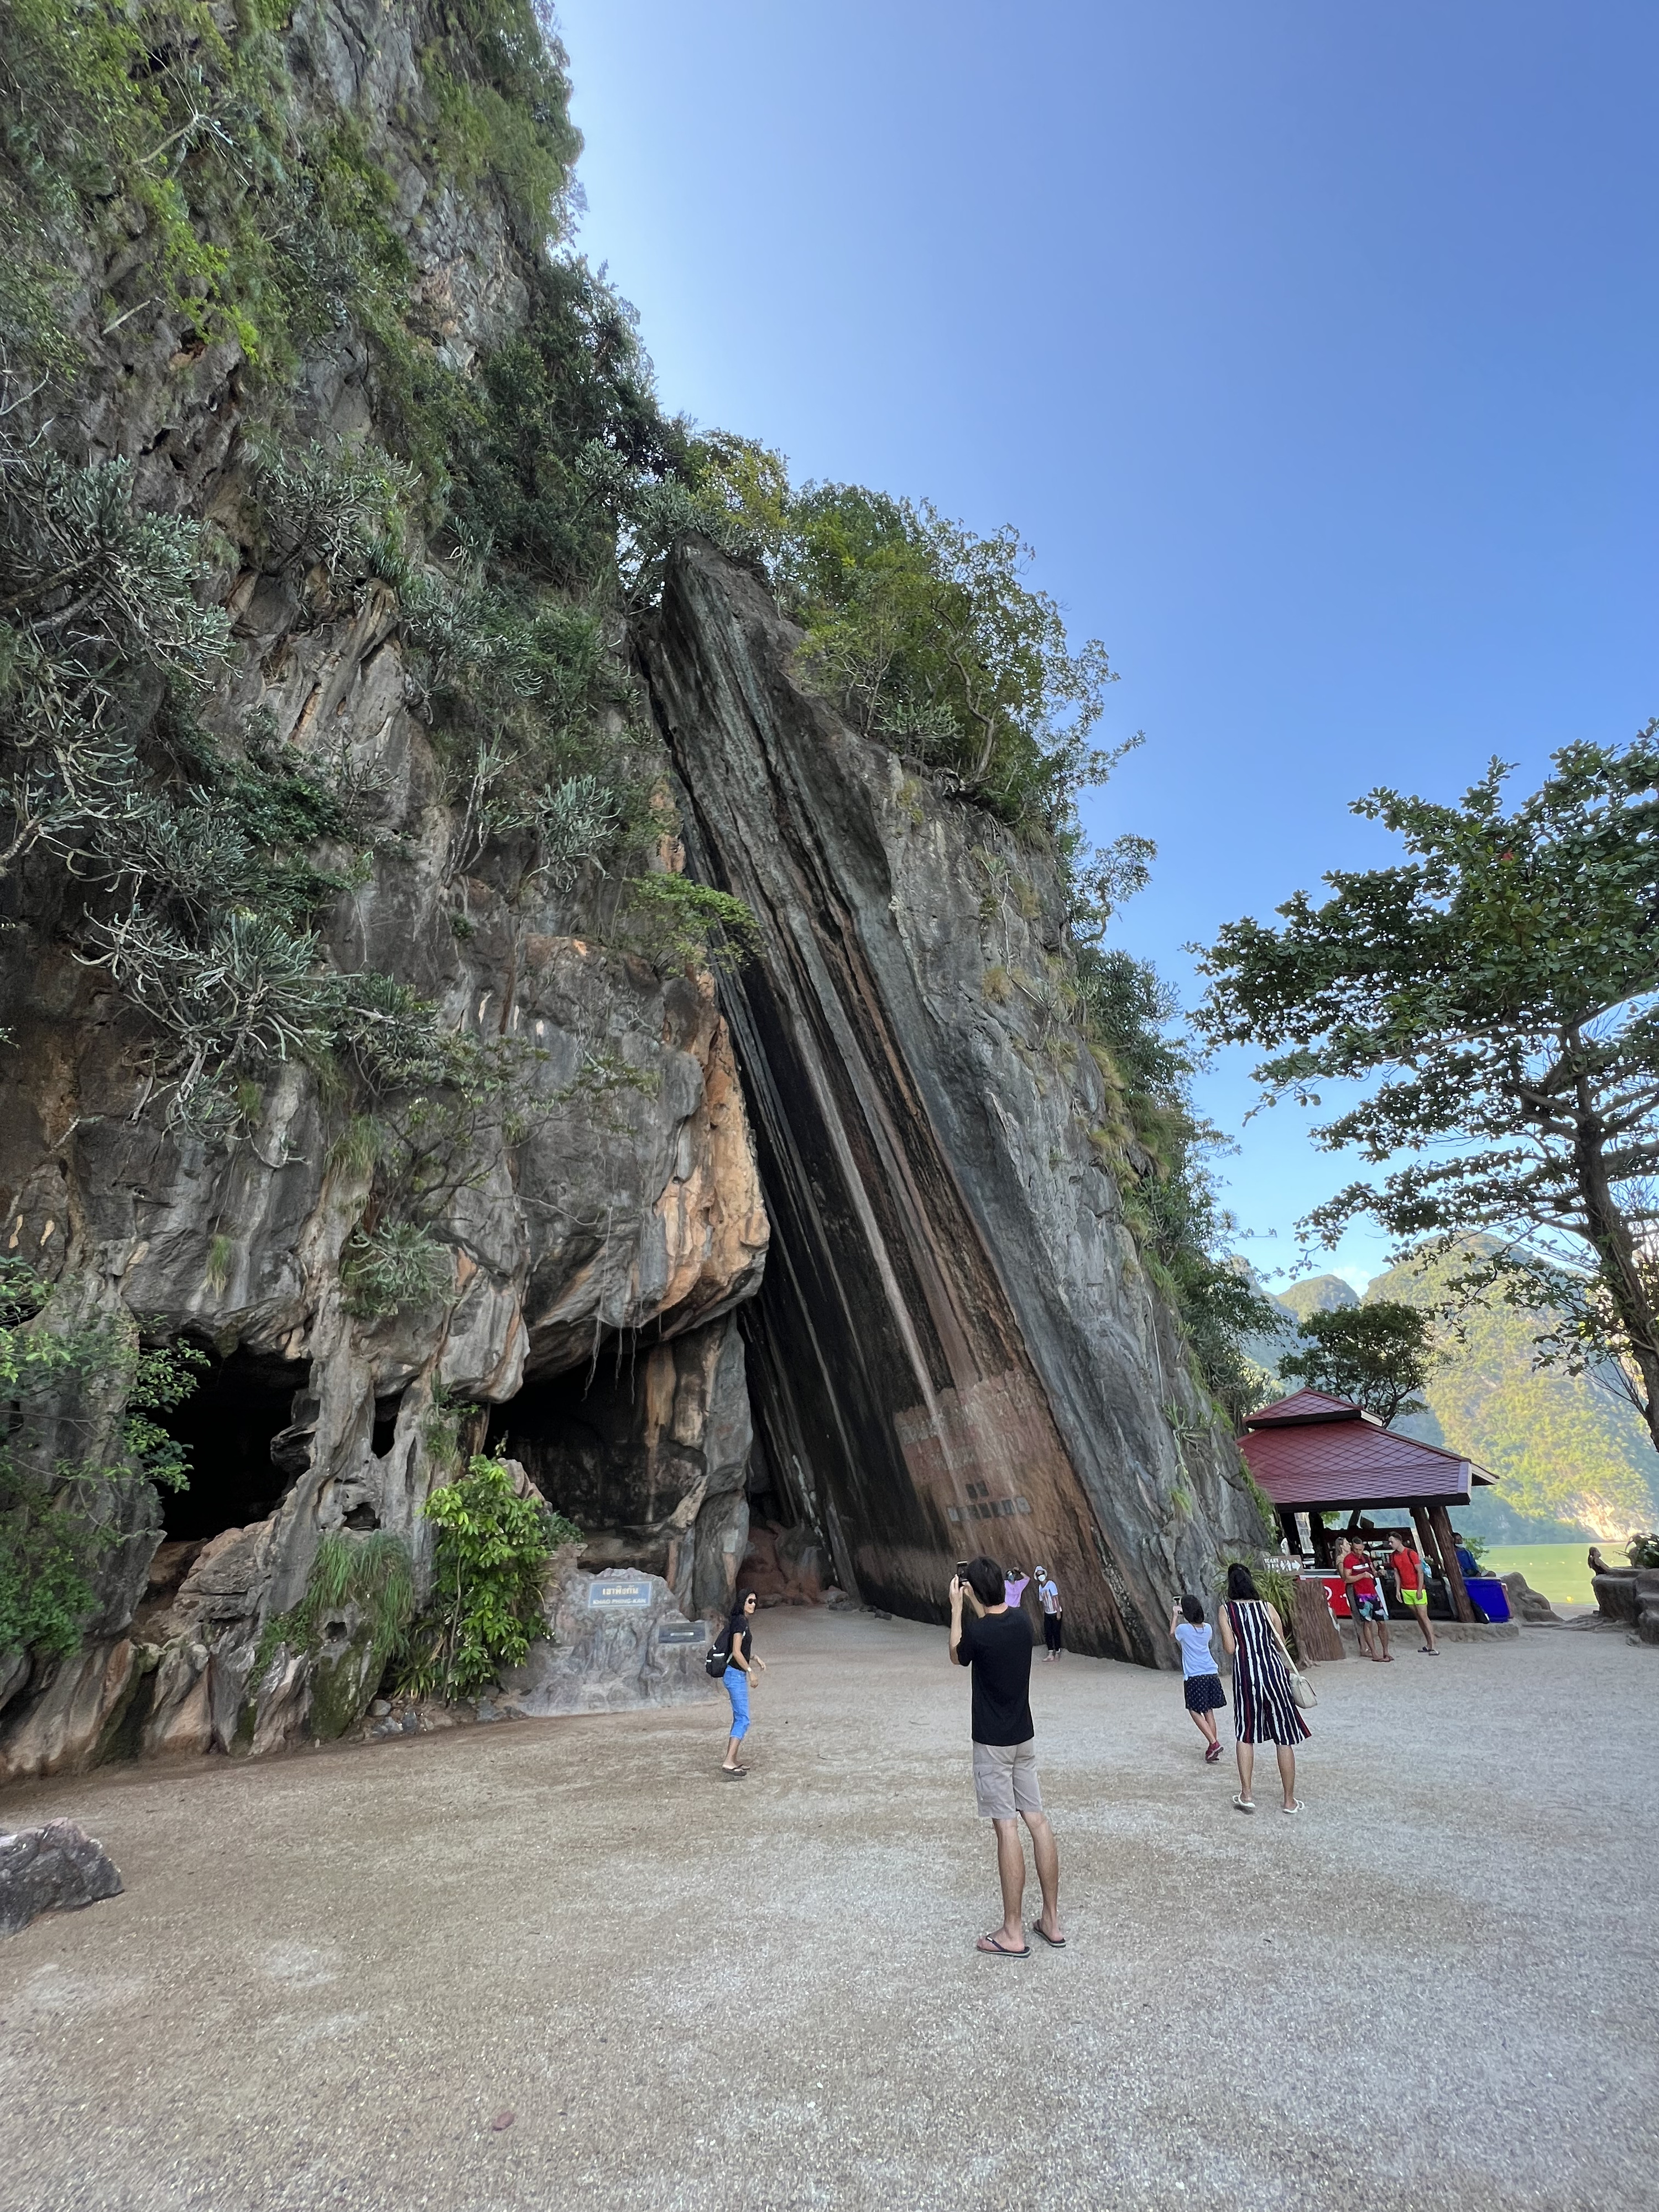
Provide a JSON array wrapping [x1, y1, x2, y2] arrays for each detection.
[[398, 1455, 578, 1702], [0, 1267, 204, 1662]]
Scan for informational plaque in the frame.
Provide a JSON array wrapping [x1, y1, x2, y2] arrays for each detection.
[[587, 1572, 654, 1610], [656, 1621, 704, 1645]]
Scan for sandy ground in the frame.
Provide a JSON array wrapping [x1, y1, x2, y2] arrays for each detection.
[[1, 1610, 1655, 2212]]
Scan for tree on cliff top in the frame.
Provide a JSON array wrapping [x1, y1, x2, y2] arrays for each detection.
[[1195, 734, 1659, 1455], [1277, 1302, 1436, 1428]]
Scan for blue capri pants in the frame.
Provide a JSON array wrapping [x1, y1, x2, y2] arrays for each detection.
[[726, 1666, 750, 1739]]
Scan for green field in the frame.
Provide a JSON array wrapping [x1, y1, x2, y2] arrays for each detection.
[[1482, 1543, 1596, 1606]]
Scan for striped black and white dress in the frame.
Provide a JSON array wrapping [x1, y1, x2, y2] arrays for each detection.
[[1227, 1599, 1310, 1746]]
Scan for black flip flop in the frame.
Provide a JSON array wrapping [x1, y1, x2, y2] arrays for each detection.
[[1030, 1922, 1067, 1949], [721, 1765, 748, 1778], [976, 1933, 1030, 1958]]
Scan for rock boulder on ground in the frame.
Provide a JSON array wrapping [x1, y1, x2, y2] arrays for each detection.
[[0, 1820, 123, 1937], [498, 1564, 716, 1717], [1501, 1572, 1563, 1624]]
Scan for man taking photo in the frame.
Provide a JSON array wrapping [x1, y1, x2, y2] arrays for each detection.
[[950, 1556, 1065, 1958]]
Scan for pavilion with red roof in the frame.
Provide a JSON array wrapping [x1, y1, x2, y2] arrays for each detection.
[[1238, 1389, 1498, 1625]]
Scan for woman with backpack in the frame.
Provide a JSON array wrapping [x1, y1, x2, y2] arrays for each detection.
[[719, 1588, 764, 1777]]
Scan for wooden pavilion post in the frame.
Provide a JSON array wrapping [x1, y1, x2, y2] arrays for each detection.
[[1279, 1508, 1301, 1554], [1410, 1505, 1443, 1575], [1428, 1501, 1478, 1624]]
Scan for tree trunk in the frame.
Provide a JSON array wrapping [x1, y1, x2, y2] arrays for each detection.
[[1410, 1504, 1443, 1577], [1429, 1503, 1477, 1625], [1572, 1056, 1659, 1452]]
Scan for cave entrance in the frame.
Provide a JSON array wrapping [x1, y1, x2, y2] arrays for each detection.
[[485, 1362, 648, 1543], [157, 1342, 316, 1542]]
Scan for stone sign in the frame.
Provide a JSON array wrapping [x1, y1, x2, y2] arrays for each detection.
[[586, 1572, 654, 1610], [500, 1564, 719, 1716]]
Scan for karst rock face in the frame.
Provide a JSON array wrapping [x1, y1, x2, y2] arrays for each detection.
[[0, 0, 1260, 1781], [645, 540, 1266, 1661], [0, 0, 766, 1780]]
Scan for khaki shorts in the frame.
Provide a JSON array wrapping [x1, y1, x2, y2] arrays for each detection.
[[972, 1738, 1043, 1820]]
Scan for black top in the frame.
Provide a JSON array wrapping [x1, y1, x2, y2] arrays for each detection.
[[958, 1609, 1034, 1745], [726, 1615, 753, 1667]]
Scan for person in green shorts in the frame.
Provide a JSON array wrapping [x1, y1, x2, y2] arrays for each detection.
[[1388, 1531, 1438, 1655]]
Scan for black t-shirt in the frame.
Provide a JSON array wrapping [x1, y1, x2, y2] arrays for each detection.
[[958, 1609, 1034, 1745], [725, 1616, 753, 1666]]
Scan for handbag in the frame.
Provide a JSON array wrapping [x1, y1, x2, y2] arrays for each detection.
[[1286, 1661, 1317, 1710]]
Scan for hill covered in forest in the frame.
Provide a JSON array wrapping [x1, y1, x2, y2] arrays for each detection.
[[1259, 1254, 1659, 1541]]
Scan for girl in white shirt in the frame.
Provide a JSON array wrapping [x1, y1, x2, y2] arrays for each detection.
[[1170, 1593, 1227, 1763]]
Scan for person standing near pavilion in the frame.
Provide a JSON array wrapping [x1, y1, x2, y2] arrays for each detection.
[[1218, 1562, 1308, 1813], [1387, 1527, 1438, 1655], [1341, 1536, 1393, 1662]]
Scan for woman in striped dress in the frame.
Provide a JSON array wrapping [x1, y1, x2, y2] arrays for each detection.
[[1218, 1563, 1307, 1814]]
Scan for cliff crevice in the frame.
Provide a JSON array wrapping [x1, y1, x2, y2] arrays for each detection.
[[645, 539, 1266, 1661]]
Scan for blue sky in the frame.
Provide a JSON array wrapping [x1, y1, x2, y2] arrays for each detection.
[[555, 1, 1659, 1290]]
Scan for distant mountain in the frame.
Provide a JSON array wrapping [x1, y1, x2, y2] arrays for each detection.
[[1242, 1248, 1659, 1541], [1361, 1251, 1659, 1544], [1276, 1274, 1358, 1319]]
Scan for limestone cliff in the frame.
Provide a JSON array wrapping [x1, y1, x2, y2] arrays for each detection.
[[0, 0, 766, 1777], [645, 541, 1266, 1662], [0, 0, 1264, 1783]]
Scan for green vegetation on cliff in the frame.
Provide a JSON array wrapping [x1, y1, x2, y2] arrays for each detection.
[[0, 0, 1267, 1599], [0, 1264, 204, 1662]]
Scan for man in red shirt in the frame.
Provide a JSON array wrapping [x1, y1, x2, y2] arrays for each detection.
[[1388, 1531, 1439, 1655], [1341, 1541, 1392, 1662]]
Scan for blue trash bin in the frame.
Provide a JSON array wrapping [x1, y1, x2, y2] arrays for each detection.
[[1464, 1575, 1510, 1623]]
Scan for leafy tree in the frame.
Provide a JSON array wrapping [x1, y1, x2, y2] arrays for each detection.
[[620, 874, 760, 977], [1196, 737, 1659, 1455], [1278, 1301, 1435, 1427]]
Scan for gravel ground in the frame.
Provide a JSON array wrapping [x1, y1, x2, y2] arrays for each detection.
[[1, 1611, 1653, 2211]]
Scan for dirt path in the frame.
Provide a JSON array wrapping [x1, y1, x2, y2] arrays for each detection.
[[1, 1611, 1654, 2210]]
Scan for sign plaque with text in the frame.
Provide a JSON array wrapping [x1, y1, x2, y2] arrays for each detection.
[[586, 1573, 654, 1610]]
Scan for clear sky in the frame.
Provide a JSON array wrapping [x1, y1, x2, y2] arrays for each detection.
[[554, 0, 1659, 1290]]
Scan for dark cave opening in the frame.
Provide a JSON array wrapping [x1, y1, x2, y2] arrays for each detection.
[[158, 1342, 316, 1542], [371, 1389, 405, 1459], [484, 1361, 646, 1535]]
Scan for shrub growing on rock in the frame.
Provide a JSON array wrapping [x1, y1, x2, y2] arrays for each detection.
[[399, 1455, 578, 1702]]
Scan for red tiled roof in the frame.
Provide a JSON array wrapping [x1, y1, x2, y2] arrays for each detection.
[[1245, 1389, 1370, 1428], [1238, 1392, 1490, 1509]]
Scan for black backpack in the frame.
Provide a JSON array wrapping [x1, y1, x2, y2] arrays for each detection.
[[705, 1625, 731, 1679]]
